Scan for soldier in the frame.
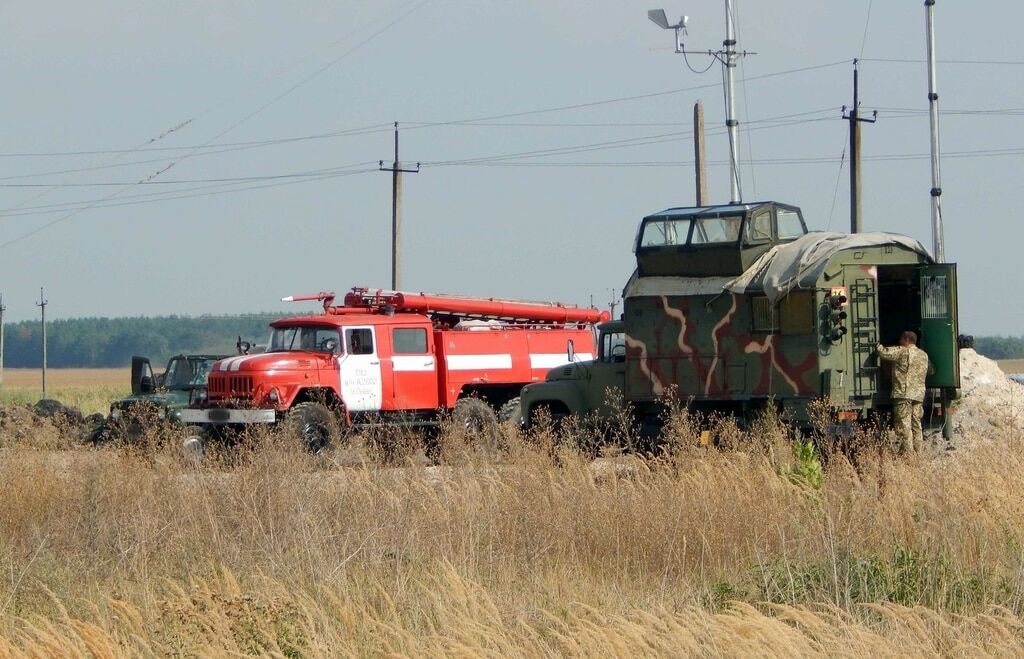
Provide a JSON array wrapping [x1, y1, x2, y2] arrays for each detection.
[[877, 331, 932, 454]]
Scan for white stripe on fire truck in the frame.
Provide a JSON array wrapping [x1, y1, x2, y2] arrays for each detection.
[[228, 354, 264, 371], [392, 356, 436, 372], [529, 353, 594, 370], [217, 356, 247, 371], [445, 354, 513, 371]]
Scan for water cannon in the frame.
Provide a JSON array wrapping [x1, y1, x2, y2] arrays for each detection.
[[282, 291, 337, 312]]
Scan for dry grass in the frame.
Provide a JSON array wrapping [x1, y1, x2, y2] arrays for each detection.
[[0, 391, 1022, 655]]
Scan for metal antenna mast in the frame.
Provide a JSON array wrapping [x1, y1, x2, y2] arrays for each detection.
[[379, 122, 420, 291], [649, 2, 752, 203], [842, 60, 877, 233], [925, 0, 945, 261], [0, 293, 5, 388], [36, 287, 47, 398]]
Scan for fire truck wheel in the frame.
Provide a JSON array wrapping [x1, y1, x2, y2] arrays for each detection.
[[285, 402, 340, 453], [453, 398, 500, 448]]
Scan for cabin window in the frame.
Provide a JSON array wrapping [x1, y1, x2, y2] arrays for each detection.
[[751, 296, 778, 332], [345, 328, 374, 355], [392, 327, 428, 354], [777, 209, 805, 239], [691, 216, 742, 245], [745, 210, 772, 243], [640, 218, 690, 247], [601, 331, 626, 363], [921, 275, 948, 318]]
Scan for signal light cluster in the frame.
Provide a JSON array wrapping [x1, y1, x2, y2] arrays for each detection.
[[825, 292, 848, 342]]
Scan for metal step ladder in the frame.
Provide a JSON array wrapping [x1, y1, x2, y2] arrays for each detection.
[[849, 278, 878, 397]]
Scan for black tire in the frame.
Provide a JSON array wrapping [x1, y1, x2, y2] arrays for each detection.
[[284, 402, 340, 453], [498, 397, 522, 425], [452, 398, 500, 448]]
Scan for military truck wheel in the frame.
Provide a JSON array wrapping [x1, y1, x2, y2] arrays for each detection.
[[498, 397, 522, 425], [453, 398, 500, 449], [285, 402, 340, 453]]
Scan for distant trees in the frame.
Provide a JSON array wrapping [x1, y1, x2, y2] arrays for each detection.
[[1, 313, 283, 368], [973, 336, 1024, 361], [1, 314, 1022, 367]]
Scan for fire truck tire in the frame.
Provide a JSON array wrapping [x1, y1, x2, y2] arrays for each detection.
[[453, 398, 500, 447], [498, 397, 523, 425], [285, 402, 339, 453]]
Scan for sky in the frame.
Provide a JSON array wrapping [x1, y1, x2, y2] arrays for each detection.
[[0, 1, 1019, 335]]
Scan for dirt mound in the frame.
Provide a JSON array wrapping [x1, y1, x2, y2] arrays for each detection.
[[0, 400, 102, 448], [950, 349, 1024, 440]]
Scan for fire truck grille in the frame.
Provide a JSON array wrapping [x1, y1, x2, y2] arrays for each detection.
[[209, 375, 254, 398]]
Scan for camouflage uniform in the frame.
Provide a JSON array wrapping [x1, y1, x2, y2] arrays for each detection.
[[877, 343, 930, 453]]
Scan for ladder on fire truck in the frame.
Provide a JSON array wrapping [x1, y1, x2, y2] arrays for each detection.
[[284, 288, 609, 326]]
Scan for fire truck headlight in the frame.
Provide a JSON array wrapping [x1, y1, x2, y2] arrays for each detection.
[[267, 388, 280, 404]]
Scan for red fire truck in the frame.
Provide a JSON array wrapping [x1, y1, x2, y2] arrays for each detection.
[[180, 287, 607, 450]]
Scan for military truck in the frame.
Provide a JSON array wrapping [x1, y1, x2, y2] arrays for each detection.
[[520, 201, 960, 436], [93, 353, 228, 442]]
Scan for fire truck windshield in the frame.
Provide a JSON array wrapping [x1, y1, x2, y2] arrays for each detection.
[[268, 325, 342, 354]]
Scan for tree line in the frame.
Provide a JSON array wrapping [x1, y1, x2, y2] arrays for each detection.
[[971, 335, 1024, 361], [1, 314, 1023, 368], [1, 313, 286, 368]]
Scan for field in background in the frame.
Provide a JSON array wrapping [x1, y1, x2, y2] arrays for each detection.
[[999, 359, 1024, 374], [0, 368, 128, 415]]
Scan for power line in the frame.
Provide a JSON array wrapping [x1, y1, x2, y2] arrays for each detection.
[[0, 1, 431, 250], [861, 57, 1024, 65]]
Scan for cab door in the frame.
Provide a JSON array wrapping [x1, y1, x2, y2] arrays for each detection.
[[339, 326, 383, 412], [388, 325, 438, 410], [917, 263, 960, 388]]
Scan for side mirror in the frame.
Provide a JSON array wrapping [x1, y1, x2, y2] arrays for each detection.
[[139, 376, 155, 394], [566, 339, 575, 362]]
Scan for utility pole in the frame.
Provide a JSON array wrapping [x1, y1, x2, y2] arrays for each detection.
[[649, 3, 753, 204], [722, 0, 740, 203], [36, 287, 47, 398], [694, 101, 708, 206], [379, 122, 420, 291], [842, 60, 877, 233], [0, 293, 5, 388], [925, 0, 945, 261], [608, 288, 621, 321]]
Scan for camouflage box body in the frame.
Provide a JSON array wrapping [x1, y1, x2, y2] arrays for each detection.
[[521, 201, 959, 429]]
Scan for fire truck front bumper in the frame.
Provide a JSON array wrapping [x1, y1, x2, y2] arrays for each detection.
[[178, 408, 277, 425]]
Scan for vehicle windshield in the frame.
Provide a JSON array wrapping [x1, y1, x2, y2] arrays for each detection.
[[268, 325, 342, 354], [641, 215, 742, 247], [164, 357, 218, 390]]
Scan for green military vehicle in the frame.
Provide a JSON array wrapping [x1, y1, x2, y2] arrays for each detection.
[[520, 201, 959, 436], [94, 354, 227, 442]]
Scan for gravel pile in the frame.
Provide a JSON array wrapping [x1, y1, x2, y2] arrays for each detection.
[[949, 349, 1024, 440]]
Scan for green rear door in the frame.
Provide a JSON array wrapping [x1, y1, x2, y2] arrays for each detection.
[[917, 263, 959, 388]]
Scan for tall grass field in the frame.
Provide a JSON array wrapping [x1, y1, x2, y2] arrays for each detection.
[[0, 373, 1022, 655]]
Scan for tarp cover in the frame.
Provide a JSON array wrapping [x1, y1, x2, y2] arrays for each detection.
[[724, 231, 932, 303]]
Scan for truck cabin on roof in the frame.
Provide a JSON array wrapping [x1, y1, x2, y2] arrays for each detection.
[[634, 201, 807, 277]]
